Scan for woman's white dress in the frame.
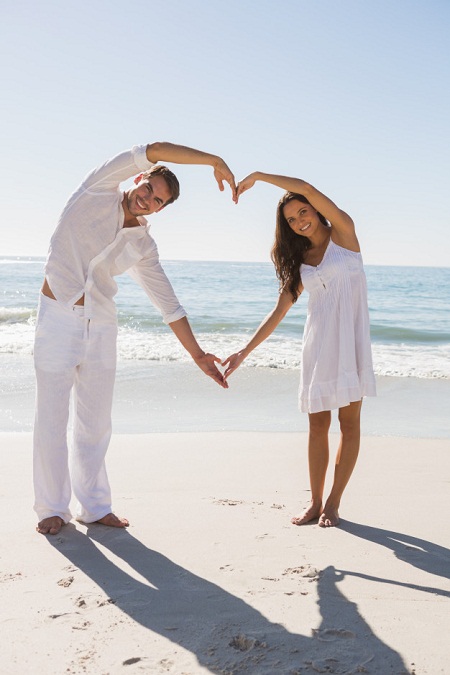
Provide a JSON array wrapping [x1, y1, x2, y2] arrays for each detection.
[[299, 239, 376, 413]]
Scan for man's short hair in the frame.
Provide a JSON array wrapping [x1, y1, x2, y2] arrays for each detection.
[[141, 165, 180, 206]]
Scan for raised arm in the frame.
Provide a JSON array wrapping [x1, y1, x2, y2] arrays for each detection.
[[169, 316, 228, 389], [222, 288, 296, 379], [147, 141, 237, 202], [237, 171, 358, 249]]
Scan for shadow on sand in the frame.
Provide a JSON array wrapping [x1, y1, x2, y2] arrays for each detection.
[[48, 525, 410, 673], [340, 520, 450, 597]]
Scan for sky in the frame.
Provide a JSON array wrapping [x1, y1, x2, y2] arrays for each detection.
[[1, 0, 449, 267]]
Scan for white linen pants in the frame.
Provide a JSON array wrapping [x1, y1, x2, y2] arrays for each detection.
[[33, 294, 118, 524]]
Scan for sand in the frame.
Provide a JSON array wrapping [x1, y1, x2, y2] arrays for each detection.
[[1, 431, 449, 674]]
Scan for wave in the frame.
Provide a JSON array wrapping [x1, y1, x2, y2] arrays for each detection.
[[112, 331, 450, 379], [1, 319, 449, 379], [114, 331, 450, 378], [0, 307, 36, 324], [371, 343, 450, 379], [370, 323, 450, 343]]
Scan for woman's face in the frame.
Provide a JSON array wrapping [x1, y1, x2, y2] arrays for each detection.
[[283, 200, 320, 237]]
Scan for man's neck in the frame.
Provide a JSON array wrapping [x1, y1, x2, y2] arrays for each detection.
[[121, 193, 142, 228]]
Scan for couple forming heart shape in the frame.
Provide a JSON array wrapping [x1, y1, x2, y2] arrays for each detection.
[[34, 139, 376, 537]]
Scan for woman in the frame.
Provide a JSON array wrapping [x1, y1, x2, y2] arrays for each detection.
[[223, 171, 376, 527]]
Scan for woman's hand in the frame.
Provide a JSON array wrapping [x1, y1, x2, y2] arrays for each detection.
[[221, 350, 247, 380], [236, 172, 259, 200]]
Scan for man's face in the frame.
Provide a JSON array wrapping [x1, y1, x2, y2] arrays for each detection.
[[126, 175, 173, 217]]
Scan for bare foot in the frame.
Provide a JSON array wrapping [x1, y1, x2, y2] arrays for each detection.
[[36, 516, 65, 535], [96, 513, 129, 528], [318, 508, 340, 528], [291, 501, 322, 526]]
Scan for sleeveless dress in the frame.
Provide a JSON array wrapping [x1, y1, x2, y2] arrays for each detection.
[[299, 239, 376, 413]]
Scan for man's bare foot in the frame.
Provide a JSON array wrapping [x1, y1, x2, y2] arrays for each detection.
[[36, 516, 65, 535], [291, 501, 322, 526], [318, 508, 340, 528], [96, 513, 129, 528]]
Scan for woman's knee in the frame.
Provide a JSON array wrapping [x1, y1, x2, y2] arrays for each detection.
[[309, 411, 332, 435], [338, 402, 362, 436]]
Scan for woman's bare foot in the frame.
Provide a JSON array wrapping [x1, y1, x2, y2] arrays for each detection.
[[96, 513, 129, 528], [36, 516, 65, 535], [318, 507, 340, 528], [291, 501, 322, 526]]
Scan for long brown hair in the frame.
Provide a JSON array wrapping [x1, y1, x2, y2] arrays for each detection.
[[271, 192, 328, 302]]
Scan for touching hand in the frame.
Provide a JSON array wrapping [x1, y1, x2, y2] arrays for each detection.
[[221, 350, 247, 380], [213, 158, 237, 203], [236, 172, 258, 200], [194, 352, 229, 389]]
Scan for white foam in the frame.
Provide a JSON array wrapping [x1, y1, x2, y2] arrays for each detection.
[[0, 324, 448, 379], [116, 329, 450, 379]]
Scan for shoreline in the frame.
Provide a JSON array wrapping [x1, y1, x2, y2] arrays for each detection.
[[2, 431, 449, 674], [2, 354, 449, 438]]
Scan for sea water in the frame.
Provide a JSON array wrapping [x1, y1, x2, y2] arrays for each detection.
[[0, 257, 449, 435]]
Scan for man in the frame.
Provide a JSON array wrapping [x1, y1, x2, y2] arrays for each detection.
[[34, 141, 236, 535]]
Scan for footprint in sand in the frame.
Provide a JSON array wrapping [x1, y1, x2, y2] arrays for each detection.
[[0, 572, 23, 583], [313, 628, 356, 641], [213, 498, 244, 506], [229, 635, 267, 652], [57, 575, 74, 587], [72, 620, 91, 631], [97, 597, 117, 607], [282, 565, 320, 580]]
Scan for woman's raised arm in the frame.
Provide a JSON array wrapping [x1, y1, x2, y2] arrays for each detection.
[[237, 171, 358, 250]]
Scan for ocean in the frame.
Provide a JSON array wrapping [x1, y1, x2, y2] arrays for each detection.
[[1, 257, 449, 436]]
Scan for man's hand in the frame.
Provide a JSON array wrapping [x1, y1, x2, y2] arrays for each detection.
[[213, 158, 237, 203], [146, 142, 237, 202], [194, 352, 229, 388], [169, 317, 228, 388]]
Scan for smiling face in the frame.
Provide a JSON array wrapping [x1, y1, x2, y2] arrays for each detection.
[[283, 199, 321, 238], [125, 175, 173, 217]]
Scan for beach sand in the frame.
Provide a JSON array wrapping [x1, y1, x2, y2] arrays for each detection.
[[1, 431, 449, 674], [3, 356, 450, 439]]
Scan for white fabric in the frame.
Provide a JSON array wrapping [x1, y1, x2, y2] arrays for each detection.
[[33, 294, 118, 523], [34, 145, 188, 524], [299, 239, 376, 414], [44, 144, 186, 325]]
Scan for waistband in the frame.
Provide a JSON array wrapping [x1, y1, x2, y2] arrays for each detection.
[[39, 291, 85, 316]]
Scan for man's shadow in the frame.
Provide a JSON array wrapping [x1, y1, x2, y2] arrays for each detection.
[[340, 520, 450, 596], [48, 525, 408, 673]]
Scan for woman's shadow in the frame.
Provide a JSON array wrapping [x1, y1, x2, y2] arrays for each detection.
[[339, 520, 450, 597], [48, 525, 408, 673]]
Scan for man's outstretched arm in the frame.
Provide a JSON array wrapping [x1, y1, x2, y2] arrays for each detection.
[[169, 316, 228, 389], [146, 141, 237, 202]]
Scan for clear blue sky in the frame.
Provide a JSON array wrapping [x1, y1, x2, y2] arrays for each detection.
[[2, 0, 449, 266]]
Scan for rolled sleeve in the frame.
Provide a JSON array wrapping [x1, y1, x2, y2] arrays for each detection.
[[131, 144, 155, 173]]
